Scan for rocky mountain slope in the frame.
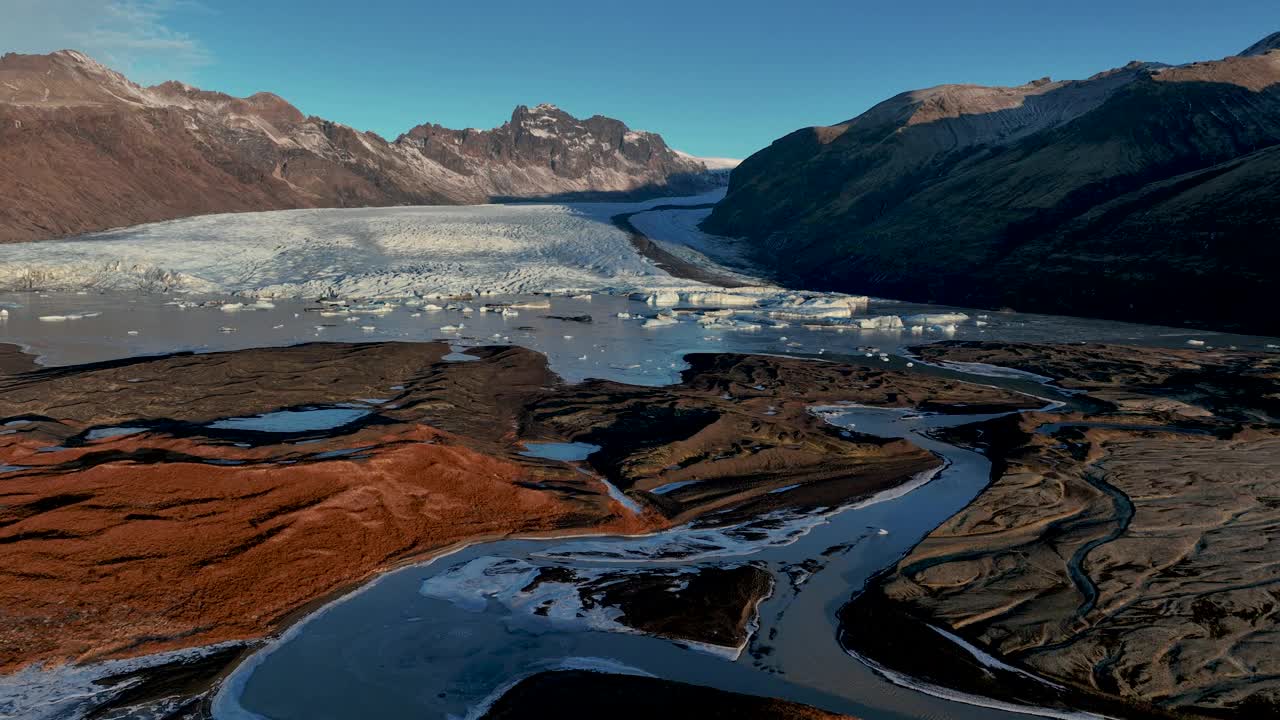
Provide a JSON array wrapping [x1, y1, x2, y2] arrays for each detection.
[[0, 50, 714, 243], [705, 36, 1280, 334]]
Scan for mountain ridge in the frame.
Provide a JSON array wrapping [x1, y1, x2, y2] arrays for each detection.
[[0, 50, 717, 244], [704, 34, 1280, 334]]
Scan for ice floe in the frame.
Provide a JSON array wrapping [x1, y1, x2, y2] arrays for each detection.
[[903, 312, 969, 325]]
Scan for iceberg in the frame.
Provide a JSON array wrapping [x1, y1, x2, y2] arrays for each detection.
[[903, 312, 969, 325], [683, 291, 758, 307], [854, 315, 904, 330]]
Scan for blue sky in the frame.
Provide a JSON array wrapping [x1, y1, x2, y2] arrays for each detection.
[[3, 1, 1278, 158]]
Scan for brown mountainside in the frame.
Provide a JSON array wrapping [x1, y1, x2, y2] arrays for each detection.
[[0, 50, 714, 243]]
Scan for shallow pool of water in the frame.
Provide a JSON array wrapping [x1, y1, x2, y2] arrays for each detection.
[[206, 407, 371, 433], [519, 441, 601, 461]]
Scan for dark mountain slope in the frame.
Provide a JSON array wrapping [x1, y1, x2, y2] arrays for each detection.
[[705, 38, 1280, 334]]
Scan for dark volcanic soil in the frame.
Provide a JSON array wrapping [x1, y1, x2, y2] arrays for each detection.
[[0, 341, 1035, 673], [843, 342, 1280, 718], [528, 352, 1039, 524], [481, 670, 855, 720]]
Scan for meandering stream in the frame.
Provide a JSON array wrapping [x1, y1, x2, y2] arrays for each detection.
[[211, 398, 1105, 720]]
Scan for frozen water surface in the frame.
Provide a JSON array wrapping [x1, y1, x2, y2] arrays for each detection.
[[519, 441, 601, 461], [206, 408, 371, 433]]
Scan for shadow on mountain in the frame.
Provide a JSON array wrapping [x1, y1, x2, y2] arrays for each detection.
[[707, 73, 1280, 335]]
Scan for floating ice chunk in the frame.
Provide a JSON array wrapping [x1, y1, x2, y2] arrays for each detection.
[[571, 294, 592, 301], [904, 312, 969, 325], [423, 303, 444, 311], [441, 324, 464, 332], [929, 324, 958, 334], [510, 300, 551, 309], [220, 303, 244, 312], [219, 326, 235, 333], [697, 316, 738, 329], [38, 315, 67, 322], [502, 308, 519, 317], [683, 291, 757, 307], [1186, 339, 1206, 346], [854, 315, 904, 330], [126, 330, 139, 336], [643, 315, 679, 328], [645, 290, 681, 306], [616, 312, 633, 319], [766, 295, 869, 320], [361, 326, 376, 332]]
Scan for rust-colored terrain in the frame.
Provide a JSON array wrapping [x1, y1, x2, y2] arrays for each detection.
[[843, 342, 1280, 718], [0, 342, 1035, 674]]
